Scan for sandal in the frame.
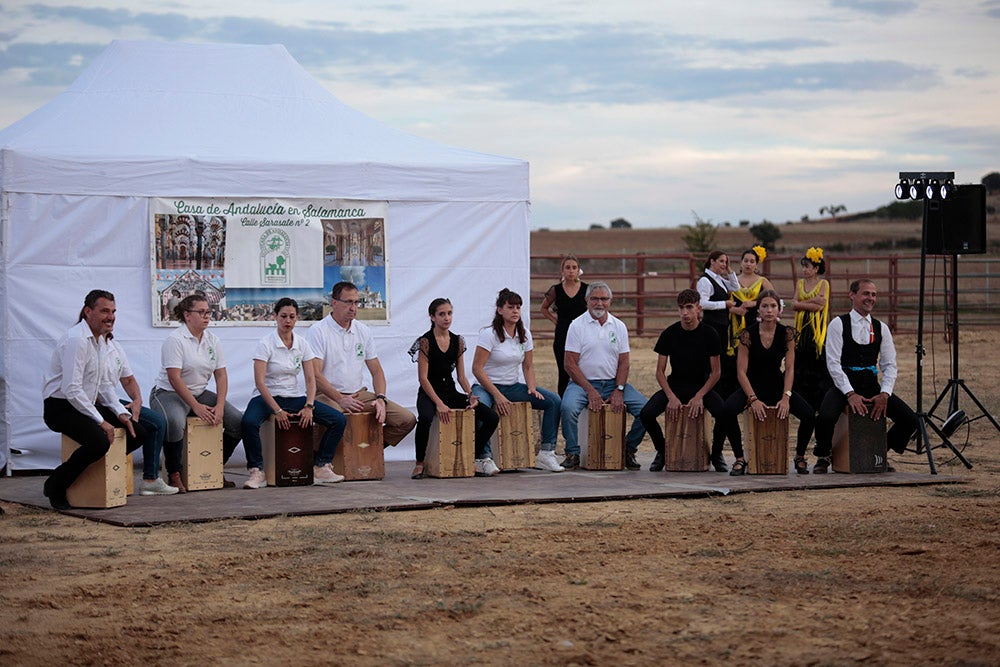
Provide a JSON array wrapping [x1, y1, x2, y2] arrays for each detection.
[[729, 459, 748, 476], [794, 456, 810, 475], [411, 463, 425, 480]]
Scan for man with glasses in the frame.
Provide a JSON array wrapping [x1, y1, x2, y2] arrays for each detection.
[[307, 282, 416, 447], [559, 282, 647, 470]]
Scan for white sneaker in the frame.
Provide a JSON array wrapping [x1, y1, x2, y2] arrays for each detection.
[[313, 463, 345, 485], [534, 450, 565, 472], [475, 458, 500, 476], [243, 467, 267, 489], [138, 477, 180, 496]]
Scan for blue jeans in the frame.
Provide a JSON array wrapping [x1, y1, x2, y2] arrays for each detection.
[[120, 399, 167, 480], [560, 380, 647, 455], [241, 395, 346, 469], [472, 383, 561, 451]]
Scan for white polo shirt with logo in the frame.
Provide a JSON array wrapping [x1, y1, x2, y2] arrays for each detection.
[[306, 315, 377, 393], [564, 312, 630, 381]]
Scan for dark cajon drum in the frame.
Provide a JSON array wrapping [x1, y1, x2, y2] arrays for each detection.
[[490, 402, 535, 470], [262, 414, 314, 486], [61, 430, 128, 508], [579, 404, 625, 471], [663, 411, 709, 472], [746, 407, 790, 475], [333, 411, 385, 481], [425, 408, 475, 478], [832, 407, 888, 473], [181, 417, 224, 491]]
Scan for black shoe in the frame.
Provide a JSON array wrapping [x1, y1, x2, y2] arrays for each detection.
[[813, 457, 831, 474], [649, 452, 665, 472], [561, 454, 579, 470], [625, 452, 640, 470], [729, 459, 747, 476], [711, 454, 728, 473], [794, 456, 810, 475]]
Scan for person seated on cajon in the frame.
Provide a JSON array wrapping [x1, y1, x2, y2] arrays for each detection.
[[241, 298, 348, 489], [720, 289, 816, 475], [560, 282, 647, 470], [42, 290, 151, 509], [813, 279, 918, 473], [307, 282, 417, 452], [149, 294, 244, 492], [639, 288, 736, 472], [409, 298, 499, 478]]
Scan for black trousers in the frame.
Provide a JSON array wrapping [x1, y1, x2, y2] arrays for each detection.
[[814, 388, 918, 457], [43, 397, 148, 494], [722, 388, 817, 457], [639, 385, 738, 457]]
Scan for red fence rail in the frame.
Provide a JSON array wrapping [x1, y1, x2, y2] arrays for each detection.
[[530, 253, 1000, 337]]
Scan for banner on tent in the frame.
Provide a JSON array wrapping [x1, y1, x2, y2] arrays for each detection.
[[149, 198, 389, 326]]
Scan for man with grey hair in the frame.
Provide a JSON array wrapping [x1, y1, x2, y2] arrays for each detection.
[[560, 282, 647, 469]]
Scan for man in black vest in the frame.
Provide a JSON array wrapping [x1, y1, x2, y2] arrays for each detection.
[[812, 278, 917, 472]]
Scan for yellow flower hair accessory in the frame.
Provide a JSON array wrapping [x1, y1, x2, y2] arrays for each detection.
[[752, 245, 767, 262], [806, 246, 824, 263]]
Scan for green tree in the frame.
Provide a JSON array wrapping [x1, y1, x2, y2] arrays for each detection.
[[681, 211, 717, 253], [819, 204, 847, 219], [982, 172, 1000, 193], [609, 217, 632, 229], [749, 220, 782, 250]]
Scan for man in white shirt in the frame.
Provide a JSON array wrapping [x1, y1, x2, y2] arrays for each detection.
[[307, 282, 416, 447], [812, 278, 917, 472], [42, 290, 149, 509], [560, 282, 647, 470]]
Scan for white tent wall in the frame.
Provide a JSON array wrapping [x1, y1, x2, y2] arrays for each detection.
[[0, 41, 530, 473]]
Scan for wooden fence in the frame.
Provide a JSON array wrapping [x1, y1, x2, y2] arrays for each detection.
[[530, 253, 1000, 337]]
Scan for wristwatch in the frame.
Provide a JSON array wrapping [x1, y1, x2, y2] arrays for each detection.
[[615, 384, 625, 392], [784, 390, 792, 397], [304, 403, 314, 409], [375, 394, 387, 401]]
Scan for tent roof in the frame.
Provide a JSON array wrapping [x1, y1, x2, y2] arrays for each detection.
[[0, 40, 527, 200]]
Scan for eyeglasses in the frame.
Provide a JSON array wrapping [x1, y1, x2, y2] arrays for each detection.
[[188, 309, 211, 316], [334, 298, 361, 306], [588, 296, 611, 302]]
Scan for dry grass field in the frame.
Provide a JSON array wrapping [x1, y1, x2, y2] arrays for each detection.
[[2, 326, 999, 665]]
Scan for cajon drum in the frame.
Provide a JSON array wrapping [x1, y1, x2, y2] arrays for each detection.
[[425, 408, 475, 478], [262, 414, 314, 486], [745, 407, 790, 475], [663, 411, 709, 472], [489, 402, 535, 470], [579, 404, 625, 471], [333, 411, 385, 481], [832, 407, 888, 473], [181, 417, 224, 491], [61, 430, 128, 508], [126, 452, 134, 495]]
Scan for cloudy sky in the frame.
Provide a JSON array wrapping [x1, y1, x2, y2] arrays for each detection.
[[1, 0, 997, 229]]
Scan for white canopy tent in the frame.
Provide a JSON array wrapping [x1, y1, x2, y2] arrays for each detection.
[[0, 40, 530, 472]]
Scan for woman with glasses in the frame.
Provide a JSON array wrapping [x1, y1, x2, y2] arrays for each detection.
[[149, 294, 244, 491]]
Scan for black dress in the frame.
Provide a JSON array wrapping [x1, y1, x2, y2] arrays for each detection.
[[411, 330, 498, 462], [548, 280, 588, 396]]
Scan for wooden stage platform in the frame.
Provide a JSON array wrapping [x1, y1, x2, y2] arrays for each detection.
[[0, 454, 960, 527]]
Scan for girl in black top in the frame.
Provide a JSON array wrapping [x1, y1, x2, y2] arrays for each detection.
[[722, 290, 816, 475], [540, 255, 588, 396], [409, 298, 499, 478]]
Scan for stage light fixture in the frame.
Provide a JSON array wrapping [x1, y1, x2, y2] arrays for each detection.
[[925, 179, 940, 200], [895, 180, 910, 199], [909, 179, 925, 200], [939, 179, 955, 199]]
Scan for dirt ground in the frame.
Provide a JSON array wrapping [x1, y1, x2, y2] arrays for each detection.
[[2, 332, 999, 666]]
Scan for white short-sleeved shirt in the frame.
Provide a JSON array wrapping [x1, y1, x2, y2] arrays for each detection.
[[306, 315, 377, 393], [252, 330, 316, 398], [476, 327, 533, 385], [564, 312, 631, 381], [104, 339, 133, 383], [154, 325, 226, 395], [42, 321, 126, 424]]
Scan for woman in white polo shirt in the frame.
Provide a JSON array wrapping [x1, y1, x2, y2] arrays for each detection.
[[472, 288, 564, 472], [149, 294, 243, 492], [241, 298, 347, 488]]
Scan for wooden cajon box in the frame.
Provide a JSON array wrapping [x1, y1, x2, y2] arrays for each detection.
[[663, 411, 709, 472], [832, 408, 888, 473], [125, 452, 134, 495], [490, 402, 535, 470], [181, 417, 224, 491], [262, 415, 314, 486], [745, 407, 790, 475], [425, 408, 475, 478], [61, 430, 128, 508], [332, 411, 385, 481], [579, 404, 625, 471]]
